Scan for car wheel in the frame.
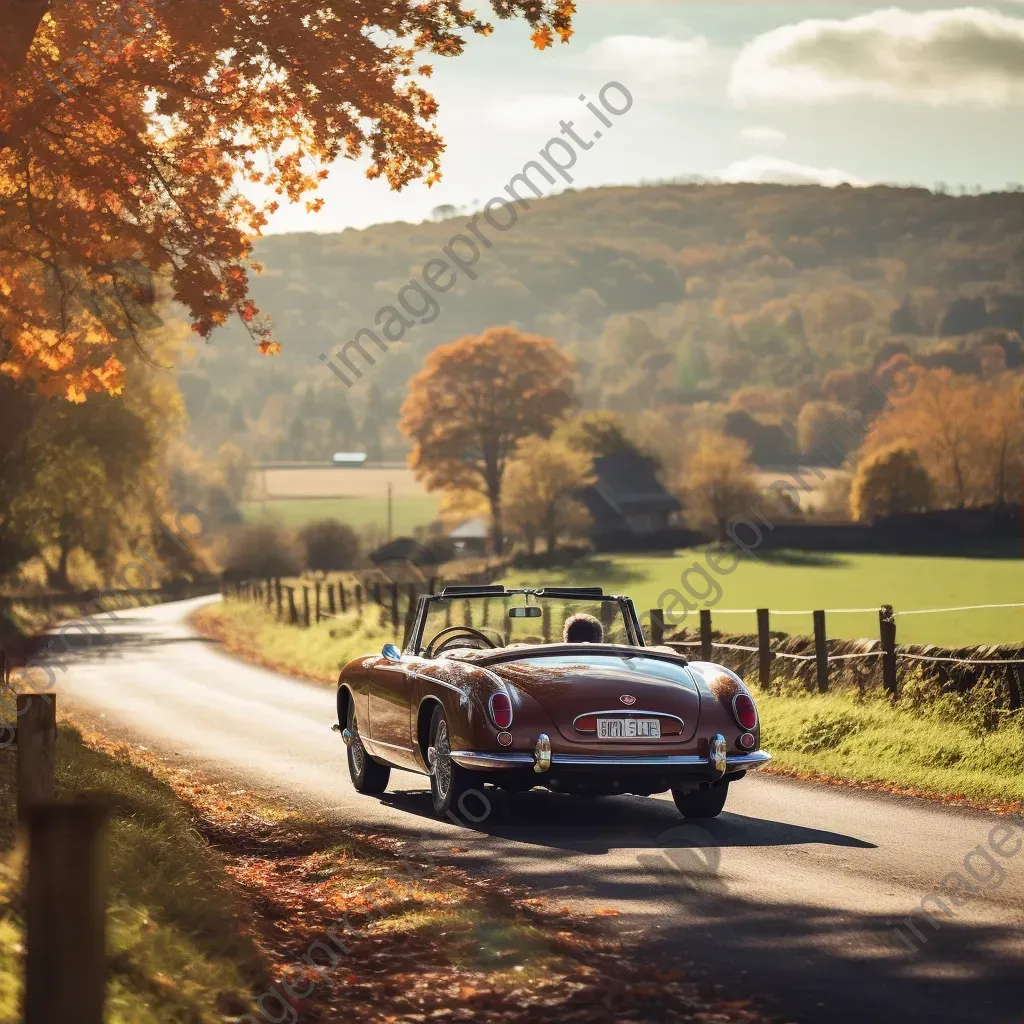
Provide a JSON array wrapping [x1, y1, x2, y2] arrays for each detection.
[[347, 701, 390, 795], [672, 781, 729, 819], [428, 706, 475, 818]]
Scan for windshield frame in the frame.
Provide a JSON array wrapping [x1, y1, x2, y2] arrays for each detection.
[[405, 587, 646, 655]]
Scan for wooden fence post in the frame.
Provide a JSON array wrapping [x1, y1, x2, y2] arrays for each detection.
[[880, 604, 897, 698], [266, 579, 274, 610], [699, 609, 712, 661], [24, 802, 108, 1024], [813, 609, 829, 693], [428, 576, 438, 595], [327, 583, 336, 617], [275, 578, 283, 619], [354, 584, 363, 616], [287, 587, 298, 625], [339, 583, 347, 614], [757, 608, 771, 688], [17, 694, 56, 819], [315, 581, 322, 624], [407, 583, 417, 618], [649, 608, 664, 646], [390, 584, 400, 631], [302, 587, 311, 628]]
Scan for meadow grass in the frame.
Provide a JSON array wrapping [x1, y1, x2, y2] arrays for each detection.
[[194, 599, 396, 683], [240, 496, 439, 534], [0, 728, 263, 1023], [500, 550, 1024, 646], [752, 683, 1024, 806]]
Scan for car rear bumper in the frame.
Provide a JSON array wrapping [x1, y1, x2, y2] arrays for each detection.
[[450, 748, 771, 772]]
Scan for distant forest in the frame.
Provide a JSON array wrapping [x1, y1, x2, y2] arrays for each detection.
[[179, 181, 1024, 469]]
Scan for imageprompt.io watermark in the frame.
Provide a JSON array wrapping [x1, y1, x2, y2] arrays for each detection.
[[318, 81, 635, 389]]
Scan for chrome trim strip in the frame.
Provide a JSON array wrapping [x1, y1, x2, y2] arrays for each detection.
[[450, 750, 535, 769], [364, 738, 416, 753], [572, 709, 684, 733], [409, 669, 467, 697], [552, 753, 707, 766], [448, 749, 772, 770], [726, 750, 771, 768]]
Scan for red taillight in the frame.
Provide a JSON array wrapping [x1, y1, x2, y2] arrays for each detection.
[[574, 715, 597, 733], [489, 693, 513, 729], [732, 693, 758, 731]]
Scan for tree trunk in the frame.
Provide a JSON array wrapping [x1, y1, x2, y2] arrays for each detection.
[[0, 1, 50, 75], [488, 496, 503, 556]]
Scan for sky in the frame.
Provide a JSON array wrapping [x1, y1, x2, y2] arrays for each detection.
[[259, 1, 1024, 235]]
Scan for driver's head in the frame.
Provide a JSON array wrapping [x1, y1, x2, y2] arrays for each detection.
[[563, 613, 604, 644]]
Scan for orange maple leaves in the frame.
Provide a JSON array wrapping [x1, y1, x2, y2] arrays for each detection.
[[0, 0, 575, 400]]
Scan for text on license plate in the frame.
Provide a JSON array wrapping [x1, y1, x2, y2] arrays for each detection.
[[597, 718, 661, 739]]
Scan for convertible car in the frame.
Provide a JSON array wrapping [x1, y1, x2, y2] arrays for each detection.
[[333, 586, 770, 820]]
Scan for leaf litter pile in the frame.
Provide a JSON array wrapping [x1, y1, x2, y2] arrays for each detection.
[[80, 729, 781, 1024]]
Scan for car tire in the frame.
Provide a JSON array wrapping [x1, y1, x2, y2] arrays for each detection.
[[346, 701, 390, 795], [428, 705, 477, 819], [672, 781, 729, 819]]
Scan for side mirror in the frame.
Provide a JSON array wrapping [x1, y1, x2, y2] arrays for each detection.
[[381, 643, 402, 663]]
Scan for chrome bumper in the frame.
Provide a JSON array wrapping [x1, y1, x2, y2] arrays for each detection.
[[449, 748, 772, 772]]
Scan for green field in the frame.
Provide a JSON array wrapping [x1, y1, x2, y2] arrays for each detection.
[[501, 550, 1023, 646], [241, 496, 439, 534]]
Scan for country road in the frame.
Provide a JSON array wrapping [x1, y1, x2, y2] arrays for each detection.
[[36, 596, 1023, 1024]]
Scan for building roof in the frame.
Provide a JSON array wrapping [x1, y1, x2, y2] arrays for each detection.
[[450, 516, 489, 539], [369, 537, 441, 566], [580, 452, 681, 533]]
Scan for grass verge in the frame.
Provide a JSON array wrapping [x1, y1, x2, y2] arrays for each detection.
[[0, 725, 264, 1023], [193, 599, 395, 683], [754, 684, 1024, 811]]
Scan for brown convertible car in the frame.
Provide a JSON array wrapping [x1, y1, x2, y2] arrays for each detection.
[[334, 586, 770, 820]]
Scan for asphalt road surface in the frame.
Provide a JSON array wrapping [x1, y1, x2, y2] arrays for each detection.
[[34, 596, 1024, 1023]]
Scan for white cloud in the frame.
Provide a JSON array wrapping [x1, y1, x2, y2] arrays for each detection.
[[582, 34, 713, 85], [729, 6, 1024, 107], [491, 94, 578, 126], [720, 156, 869, 188], [740, 125, 787, 144]]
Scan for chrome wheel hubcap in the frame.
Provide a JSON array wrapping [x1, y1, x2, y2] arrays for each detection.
[[349, 715, 365, 777], [434, 720, 452, 800]]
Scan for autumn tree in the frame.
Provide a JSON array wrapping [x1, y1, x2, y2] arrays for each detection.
[[677, 430, 759, 540], [0, 0, 574, 399], [4, 343, 184, 586], [866, 369, 1023, 508], [503, 436, 594, 555], [796, 400, 847, 456], [849, 445, 933, 523], [400, 327, 576, 554], [555, 410, 639, 459]]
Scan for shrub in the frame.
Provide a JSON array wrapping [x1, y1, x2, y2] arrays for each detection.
[[298, 519, 361, 574], [223, 523, 302, 579]]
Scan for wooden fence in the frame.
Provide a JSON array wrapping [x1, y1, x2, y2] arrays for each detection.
[[223, 576, 442, 642], [650, 605, 1024, 705]]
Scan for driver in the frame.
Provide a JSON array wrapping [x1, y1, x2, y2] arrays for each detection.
[[563, 613, 604, 644]]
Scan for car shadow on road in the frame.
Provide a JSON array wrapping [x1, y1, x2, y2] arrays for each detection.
[[378, 786, 876, 855]]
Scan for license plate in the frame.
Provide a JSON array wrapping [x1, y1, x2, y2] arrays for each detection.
[[597, 718, 661, 739]]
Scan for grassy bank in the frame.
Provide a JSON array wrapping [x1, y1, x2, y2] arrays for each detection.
[[193, 598, 395, 683], [754, 685, 1024, 809], [0, 726, 263, 1023]]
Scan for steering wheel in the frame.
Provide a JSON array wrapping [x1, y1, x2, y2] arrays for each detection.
[[425, 625, 500, 659]]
